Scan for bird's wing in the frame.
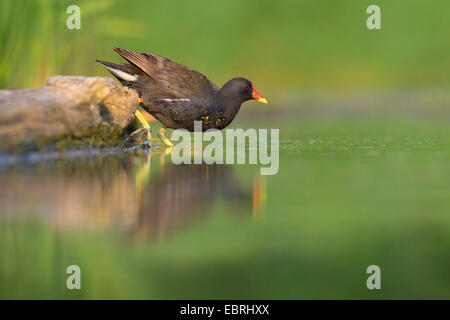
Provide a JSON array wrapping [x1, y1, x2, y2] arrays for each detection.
[[112, 47, 218, 102]]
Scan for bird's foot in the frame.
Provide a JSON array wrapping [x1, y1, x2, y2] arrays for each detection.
[[123, 127, 152, 151], [158, 125, 174, 148]]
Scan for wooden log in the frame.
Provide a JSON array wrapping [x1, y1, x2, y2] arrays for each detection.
[[0, 76, 139, 153]]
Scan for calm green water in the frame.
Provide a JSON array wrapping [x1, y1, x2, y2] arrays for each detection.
[[1, 103, 449, 299]]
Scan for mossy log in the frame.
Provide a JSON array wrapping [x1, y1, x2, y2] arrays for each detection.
[[0, 76, 139, 153]]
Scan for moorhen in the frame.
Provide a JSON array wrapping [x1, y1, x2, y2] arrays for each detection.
[[97, 48, 267, 147]]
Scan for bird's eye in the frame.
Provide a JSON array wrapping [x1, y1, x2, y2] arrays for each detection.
[[244, 84, 250, 89]]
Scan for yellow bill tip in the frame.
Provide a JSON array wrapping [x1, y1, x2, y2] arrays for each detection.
[[257, 97, 268, 104]]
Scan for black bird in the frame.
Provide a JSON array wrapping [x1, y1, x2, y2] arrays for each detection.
[[97, 47, 267, 147]]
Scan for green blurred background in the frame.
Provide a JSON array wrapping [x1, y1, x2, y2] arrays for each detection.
[[0, 0, 449, 300], [1, 0, 449, 93]]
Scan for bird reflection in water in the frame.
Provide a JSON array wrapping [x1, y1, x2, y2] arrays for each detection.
[[132, 150, 266, 242], [0, 150, 267, 243]]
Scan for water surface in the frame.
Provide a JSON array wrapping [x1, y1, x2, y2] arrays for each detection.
[[1, 105, 449, 299]]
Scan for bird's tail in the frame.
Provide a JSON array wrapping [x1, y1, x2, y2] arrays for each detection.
[[96, 59, 142, 82]]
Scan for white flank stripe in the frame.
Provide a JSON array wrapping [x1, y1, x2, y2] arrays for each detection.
[[160, 98, 190, 102]]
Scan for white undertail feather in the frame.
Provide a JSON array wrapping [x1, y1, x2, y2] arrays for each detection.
[[103, 65, 137, 81]]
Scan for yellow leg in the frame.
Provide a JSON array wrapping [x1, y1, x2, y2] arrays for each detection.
[[128, 109, 151, 147], [158, 125, 174, 147], [135, 109, 151, 132]]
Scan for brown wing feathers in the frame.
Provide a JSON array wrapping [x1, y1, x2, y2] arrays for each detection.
[[99, 47, 219, 104], [113, 47, 156, 79]]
